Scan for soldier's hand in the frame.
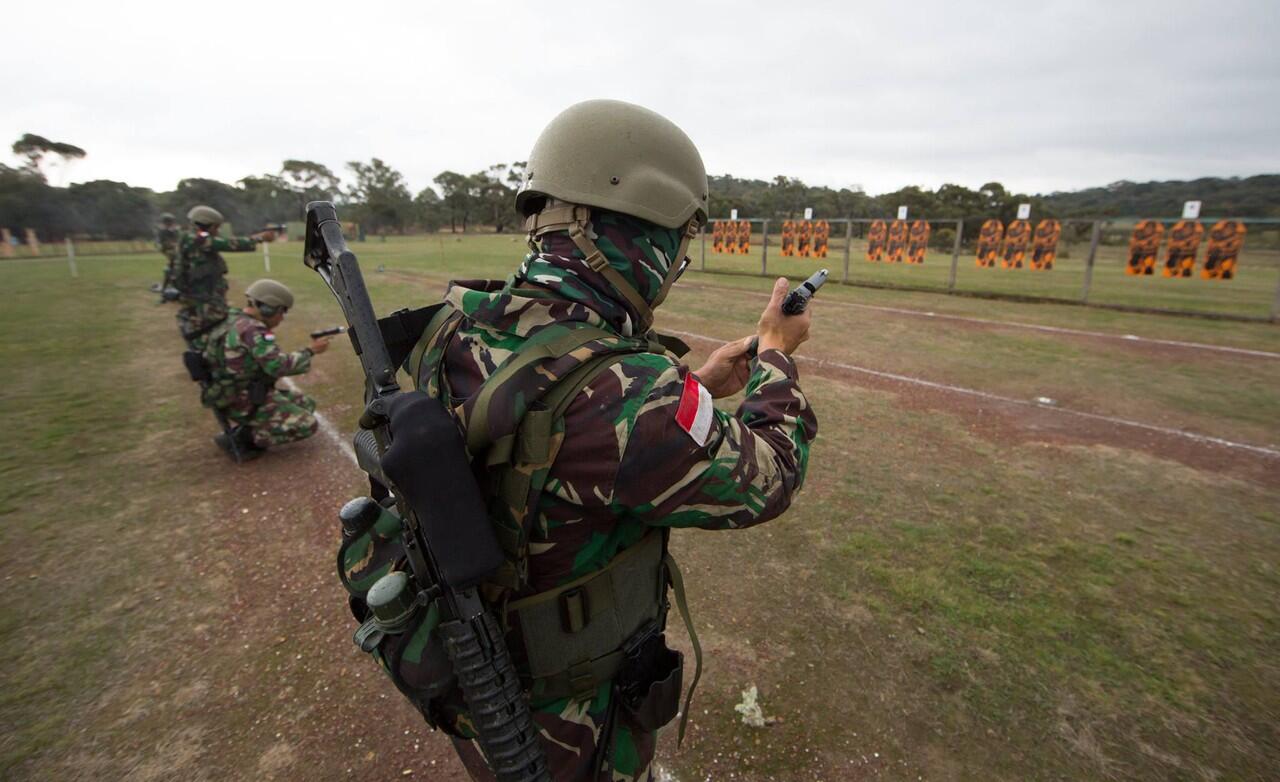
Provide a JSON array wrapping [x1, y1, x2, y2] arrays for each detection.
[[757, 277, 811, 355], [693, 336, 753, 399], [309, 336, 332, 355]]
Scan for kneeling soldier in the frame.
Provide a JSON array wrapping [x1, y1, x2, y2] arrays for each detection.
[[203, 279, 330, 458]]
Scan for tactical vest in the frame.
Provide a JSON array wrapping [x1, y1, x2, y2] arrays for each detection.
[[200, 312, 271, 410], [413, 303, 701, 723], [337, 297, 702, 742]]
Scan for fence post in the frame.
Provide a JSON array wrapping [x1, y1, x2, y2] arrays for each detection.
[[761, 219, 769, 277], [700, 221, 706, 271], [65, 237, 78, 278], [1270, 268, 1280, 322], [1081, 220, 1102, 303], [948, 219, 962, 292], [263, 239, 271, 272], [842, 218, 853, 283]]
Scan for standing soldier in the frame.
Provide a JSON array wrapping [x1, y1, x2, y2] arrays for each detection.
[[154, 212, 181, 301], [349, 99, 817, 781], [201, 279, 330, 459], [174, 205, 262, 349]]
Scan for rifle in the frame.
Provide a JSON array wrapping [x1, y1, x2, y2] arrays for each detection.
[[303, 201, 549, 782]]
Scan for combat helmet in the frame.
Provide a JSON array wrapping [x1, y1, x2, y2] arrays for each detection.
[[245, 278, 293, 317], [517, 99, 708, 330], [188, 205, 224, 226], [160, 212, 176, 224]]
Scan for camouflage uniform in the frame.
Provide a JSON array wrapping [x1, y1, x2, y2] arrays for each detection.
[[203, 309, 318, 449], [174, 230, 256, 348], [156, 224, 180, 287], [415, 210, 817, 780]]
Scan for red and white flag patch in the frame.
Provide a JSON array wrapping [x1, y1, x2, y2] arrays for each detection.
[[675, 373, 714, 447]]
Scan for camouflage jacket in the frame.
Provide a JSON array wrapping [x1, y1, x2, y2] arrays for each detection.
[[174, 230, 255, 302], [155, 226, 180, 261], [418, 279, 817, 594], [203, 310, 313, 411]]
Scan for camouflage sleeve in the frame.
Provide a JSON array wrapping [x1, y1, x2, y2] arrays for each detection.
[[209, 235, 257, 252], [249, 333, 313, 378], [613, 348, 816, 530]]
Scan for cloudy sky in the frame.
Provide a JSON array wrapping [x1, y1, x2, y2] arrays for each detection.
[[2, 0, 1276, 196]]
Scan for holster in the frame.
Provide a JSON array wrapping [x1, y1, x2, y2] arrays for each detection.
[[616, 629, 683, 733]]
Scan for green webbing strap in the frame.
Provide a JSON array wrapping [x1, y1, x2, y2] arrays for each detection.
[[465, 324, 615, 456], [665, 552, 702, 747]]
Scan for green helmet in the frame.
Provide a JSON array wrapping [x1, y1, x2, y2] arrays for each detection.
[[187, 205, 224, 226], [160, 212, 176, 224], [516, 99, 708, 229], [245, 278, 294, 311]]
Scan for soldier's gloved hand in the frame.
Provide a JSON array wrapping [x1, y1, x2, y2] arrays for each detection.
[[693, 336, 753, 399], [309, 336, 332, 354], [757, 277, 811, 355]]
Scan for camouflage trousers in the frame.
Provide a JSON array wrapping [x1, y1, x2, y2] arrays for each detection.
[[227, 388, 318, 449], [449, 686, 656, 782], [177, 297, 229, 349]]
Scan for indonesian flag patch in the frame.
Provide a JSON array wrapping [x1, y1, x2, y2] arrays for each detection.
[[675, 373, 714, 447]]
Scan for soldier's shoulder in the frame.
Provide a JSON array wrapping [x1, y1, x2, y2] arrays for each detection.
[[234, 313, 269, 340]]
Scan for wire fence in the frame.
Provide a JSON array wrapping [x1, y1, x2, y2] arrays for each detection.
[[699, 218, 1280, 322]]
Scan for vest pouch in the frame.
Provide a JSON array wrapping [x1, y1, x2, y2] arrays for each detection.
[[248, 379, 271, 406], [617, 632, 683, 733]]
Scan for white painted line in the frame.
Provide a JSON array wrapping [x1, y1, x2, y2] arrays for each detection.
[[279, 377, 358, 466], [668, 329, 1280, 459], [680, 281, 1280, 359]]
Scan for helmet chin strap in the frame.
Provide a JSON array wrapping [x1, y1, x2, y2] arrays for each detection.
[[524, 200, 701, 334]]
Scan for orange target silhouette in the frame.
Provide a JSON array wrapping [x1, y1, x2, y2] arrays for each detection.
[[781, 220, 796, 257], [1163, 220, 1203, 278], [1126, 220, 1163, 276], [976, 219, 1003, 268], [886, 220, 907, 263], [906, 220, 930, 264], [1030, 219, 1060, 271], [712, 221, 726, 254], [812, 220, 830, 258], [735, 221, 751, 255], [1202, 220, 1245, 280], [1000, 220, 1030, 269], [866, 220, 887, 262], [796, 220, 813, 257]]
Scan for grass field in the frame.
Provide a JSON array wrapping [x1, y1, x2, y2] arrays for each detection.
[[2, 234, 1278, 781]]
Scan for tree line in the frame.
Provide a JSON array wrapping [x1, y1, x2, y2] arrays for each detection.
[[2, 133, 1276, 243]]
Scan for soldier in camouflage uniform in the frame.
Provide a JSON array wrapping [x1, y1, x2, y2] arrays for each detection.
[[202, 279, 331, 458], [174, 205, 261, 349], [407, 100, 818, 781], [154, 212, 180, 299]]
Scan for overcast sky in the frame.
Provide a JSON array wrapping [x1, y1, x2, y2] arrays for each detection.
[[2, 0, 1277, 197]]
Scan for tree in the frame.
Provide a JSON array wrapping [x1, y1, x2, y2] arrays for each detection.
[[346, 158, 414, 234], [12, 133, 86, 183], [433, 170, 475, 233], [414, 186, 444, 232], [67, 180, 154, 239], [280, 159, 341, 209]]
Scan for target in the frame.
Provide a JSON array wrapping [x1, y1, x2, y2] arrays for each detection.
[[780, 220, 796, 257], [1000, 220, 1030, 269], [1163, 220, 1203, 278], [1202, 220, 1245, 280], [735, 220, 751, 255], [796, 220, 812, 257], [886, 220, 907, 263], [712, 221, 727, 253], [1030, 219, 1060, 271], [976, 219, 1003, 268], [1126, 220, 1163, 276], [866, 220, 887, 262], [811, 220, 830, 258], [906, 220, 930, 264]]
